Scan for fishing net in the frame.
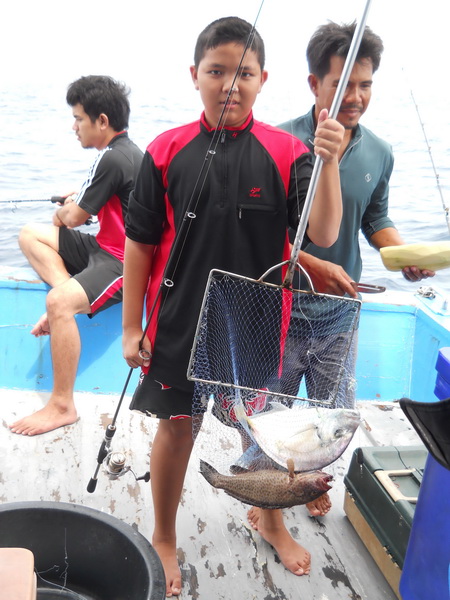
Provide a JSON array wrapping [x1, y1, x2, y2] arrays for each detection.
[[189, 269, 362, 508], [189, 268, 361, 410]]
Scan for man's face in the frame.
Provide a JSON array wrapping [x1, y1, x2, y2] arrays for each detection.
[[71, 103, 103, 149], [310, 55, 374, 130], [190, 42, 268, 129]]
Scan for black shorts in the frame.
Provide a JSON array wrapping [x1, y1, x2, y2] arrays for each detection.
[[129, 372, 196, 419], [58, 228, 123, 316]]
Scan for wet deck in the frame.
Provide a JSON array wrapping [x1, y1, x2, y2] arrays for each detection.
[[1, 390, 422, 599]]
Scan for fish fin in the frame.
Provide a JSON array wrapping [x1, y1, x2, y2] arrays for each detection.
[[248, 401, 289, 422], [281, 427, 319, 452], [199, 459, 218, 485], [233, 400, 253, 438], [233, 401, 247, 422], [287, 458, 295, 479], [268, 401, 290, 412], [229, 465, 249, 474]]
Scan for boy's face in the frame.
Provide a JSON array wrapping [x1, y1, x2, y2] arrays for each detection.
[[190, 42, 268, 129], [309, 55, 373, 130]]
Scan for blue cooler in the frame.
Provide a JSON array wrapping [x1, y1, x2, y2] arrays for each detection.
[[399, 347, 450, 600], [399, 454, 450, 600], [434, 347, 450, 400]]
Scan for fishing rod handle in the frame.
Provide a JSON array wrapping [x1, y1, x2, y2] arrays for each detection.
[[87, 463, 102, 493], [87, 424, 117, 493]]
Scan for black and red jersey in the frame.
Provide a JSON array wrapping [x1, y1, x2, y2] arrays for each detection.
[[77, 132, 143, 261], [126, 112, 312, 391]]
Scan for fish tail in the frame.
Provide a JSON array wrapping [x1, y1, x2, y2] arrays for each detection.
[[199, 459, 218, 486], [233, 401, 253, 438], [233, 401, 247, 423]]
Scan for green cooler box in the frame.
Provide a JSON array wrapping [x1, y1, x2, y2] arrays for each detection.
[[343, 446, 428, 599]]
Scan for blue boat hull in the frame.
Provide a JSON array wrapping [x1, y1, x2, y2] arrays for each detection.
[[1, 267, 450, 403]]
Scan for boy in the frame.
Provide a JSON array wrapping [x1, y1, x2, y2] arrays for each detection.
[[122, 17, 344, 596], [10, 75, 143, 436]]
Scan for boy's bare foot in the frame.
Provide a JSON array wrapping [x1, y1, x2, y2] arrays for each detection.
[[31, 313, 50, 337], [305, 492, 332, 517], [9, 404, 78, 436], [153, 539, 182, 597], [247, 508, 311, 576]]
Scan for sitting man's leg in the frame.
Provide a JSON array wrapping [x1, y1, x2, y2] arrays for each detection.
[[9, 277, 91, 436], [19, 223, 72, 337], [10, 226, 123, 436], [19, 223, 71, 289]]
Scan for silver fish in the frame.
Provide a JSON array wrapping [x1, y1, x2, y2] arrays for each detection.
[[230, 443, 285, 474], [237, 402, 361, 472], [200, 459, 333, 509]]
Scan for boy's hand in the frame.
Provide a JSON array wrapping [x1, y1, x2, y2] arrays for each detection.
[[313, 108, 344, 163], [123, 327, 152, 369]]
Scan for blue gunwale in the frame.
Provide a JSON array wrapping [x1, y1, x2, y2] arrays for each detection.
[[1, 267, 449, 403]]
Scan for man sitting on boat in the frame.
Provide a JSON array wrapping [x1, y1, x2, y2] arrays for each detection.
[[8, 75, 143, 436]]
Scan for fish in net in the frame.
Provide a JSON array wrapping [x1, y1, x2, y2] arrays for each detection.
[[189, 269, 362, 508]]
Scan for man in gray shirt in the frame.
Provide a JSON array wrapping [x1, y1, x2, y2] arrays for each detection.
[[247, 21, 434, 578]]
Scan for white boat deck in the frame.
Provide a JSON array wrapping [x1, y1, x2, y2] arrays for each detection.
[[1, 390, 423, 600]]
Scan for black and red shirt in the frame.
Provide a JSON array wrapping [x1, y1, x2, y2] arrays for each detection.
[[77, 132, 143, 261], [126, 112, 312, 391]]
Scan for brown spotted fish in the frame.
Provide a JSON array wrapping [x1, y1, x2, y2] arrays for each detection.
[[199, 459, 333, 509]]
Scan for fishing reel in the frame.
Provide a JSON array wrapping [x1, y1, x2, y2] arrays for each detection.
[[87, 424, 150, 493], [104, 451, 131, 480]]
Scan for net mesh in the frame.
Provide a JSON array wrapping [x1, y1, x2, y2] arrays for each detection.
[[189, 269, 362, 508]]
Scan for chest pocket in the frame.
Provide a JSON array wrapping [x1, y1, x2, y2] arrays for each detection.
[[237, 201, 279, 219]]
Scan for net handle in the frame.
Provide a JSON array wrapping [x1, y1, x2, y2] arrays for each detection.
[[259, 261, 316, 293], [283, 0, 373, 288]]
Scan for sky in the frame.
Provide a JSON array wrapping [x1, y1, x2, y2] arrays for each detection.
[[2, 0, 447, 165], [2, 0, 445, 98]]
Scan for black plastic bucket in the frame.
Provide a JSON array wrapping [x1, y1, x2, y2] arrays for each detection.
[[0, 501, 165, 600]]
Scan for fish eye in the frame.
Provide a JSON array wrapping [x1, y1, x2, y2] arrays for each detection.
[[334, 428, 344, 438]]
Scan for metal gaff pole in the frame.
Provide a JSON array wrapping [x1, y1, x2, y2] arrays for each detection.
[[283, 0, 373, 287]]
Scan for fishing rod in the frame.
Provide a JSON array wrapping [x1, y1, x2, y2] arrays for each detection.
[[87, 1, 266, 493], [1, 194, 95, 225], [86, 366, 151, 493], [284, 0, 373, 287], [0, 196, 65, 204], [409, 88, 450, 236]]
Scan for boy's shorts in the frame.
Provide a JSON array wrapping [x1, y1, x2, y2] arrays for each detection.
[[58, 228, 123, 316], [130, 372, 193, 419]]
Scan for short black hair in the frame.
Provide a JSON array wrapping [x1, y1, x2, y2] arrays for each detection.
[[194, 16, 265, 69], [307, 21, 384, 80], [66, 75, 130, 131]]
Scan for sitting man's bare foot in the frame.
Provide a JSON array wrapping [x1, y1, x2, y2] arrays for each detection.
[[31, 313, 50, 337], [153, 539, 182, 597], [9, 404, 78, 436], [305, 492, 332, 517], [248, 508, 310, 576]]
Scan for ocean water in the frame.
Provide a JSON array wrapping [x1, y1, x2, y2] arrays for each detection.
[[1, 0, 449, 295], [1, 81, 448, 296]]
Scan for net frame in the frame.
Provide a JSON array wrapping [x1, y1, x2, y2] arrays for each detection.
[[188, 263, 362, 407]]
